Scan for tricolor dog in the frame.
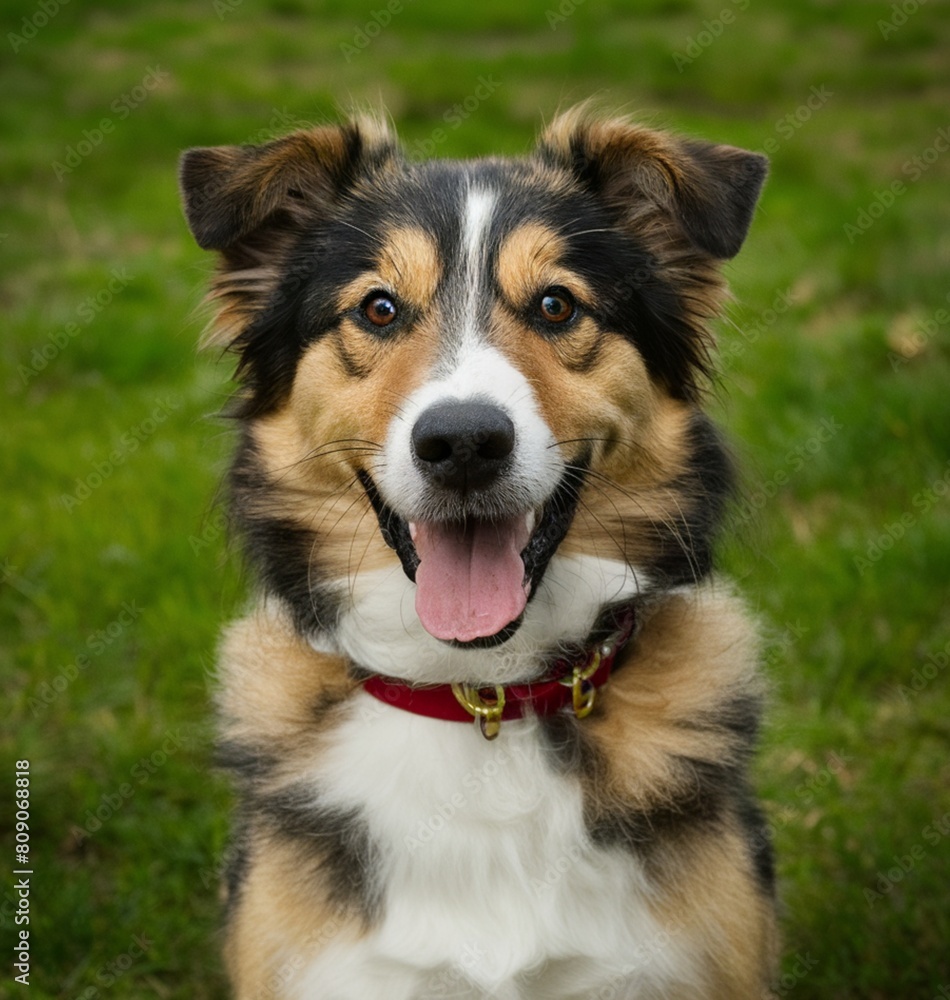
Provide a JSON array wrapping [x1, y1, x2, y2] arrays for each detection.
[[179, 106, 778, 999]]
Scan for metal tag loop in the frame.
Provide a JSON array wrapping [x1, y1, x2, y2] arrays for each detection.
[[559, 648, 602, 719], [451, 683, 506, 740]]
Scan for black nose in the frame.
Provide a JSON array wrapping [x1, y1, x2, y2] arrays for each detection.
[[412, 400, 515, 492]]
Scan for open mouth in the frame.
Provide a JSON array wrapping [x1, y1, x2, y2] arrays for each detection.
[[358, 460, 588, 646]]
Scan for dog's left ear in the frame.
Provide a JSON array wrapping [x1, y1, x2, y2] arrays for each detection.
[[537, 110, 767, 259]]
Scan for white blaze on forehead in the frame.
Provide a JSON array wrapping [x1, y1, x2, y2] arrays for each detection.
[[459, 184, 497, 349], [462, 186, 496, 265]]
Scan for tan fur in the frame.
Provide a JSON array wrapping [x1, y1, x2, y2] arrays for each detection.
[[651, 833, 779, 999], [589, 586, 762, 811], [495, 223, 595, 309], [225, 835, 364, 1000], [245, 313, 438, 574], [216, 603, 356, 748], [490, 301, 658, 459], [336, 226, 442, 312]]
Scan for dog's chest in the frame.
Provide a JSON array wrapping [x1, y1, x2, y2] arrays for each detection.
[[294, 693, 698, 999]]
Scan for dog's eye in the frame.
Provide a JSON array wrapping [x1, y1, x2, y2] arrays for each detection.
[[538, 288, 576, 325], [362, 293, 398, 329]]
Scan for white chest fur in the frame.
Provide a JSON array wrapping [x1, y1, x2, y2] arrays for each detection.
[[291, 694, 700, 1000]]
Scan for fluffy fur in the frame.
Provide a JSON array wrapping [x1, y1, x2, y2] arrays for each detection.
[[180, 106, 777, 999]]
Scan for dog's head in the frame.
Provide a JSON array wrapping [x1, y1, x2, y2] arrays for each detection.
[[180, 109, 766, 672]]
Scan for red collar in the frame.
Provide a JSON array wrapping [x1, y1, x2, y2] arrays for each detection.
[[363, 607, 635, 740]]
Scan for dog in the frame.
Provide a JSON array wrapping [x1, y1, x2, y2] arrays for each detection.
[[179, 105, 778, 999]]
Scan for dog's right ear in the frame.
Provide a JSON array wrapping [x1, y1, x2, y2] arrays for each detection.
[[179, 119, 396, 252]]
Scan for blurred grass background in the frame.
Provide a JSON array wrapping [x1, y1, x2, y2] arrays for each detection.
[[2, 1, 949, 997]]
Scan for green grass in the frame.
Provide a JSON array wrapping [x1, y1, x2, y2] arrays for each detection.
[[2, 1, 949, 997]]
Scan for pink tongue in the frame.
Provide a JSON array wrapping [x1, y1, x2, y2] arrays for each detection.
[[413, 516, 532, 642]]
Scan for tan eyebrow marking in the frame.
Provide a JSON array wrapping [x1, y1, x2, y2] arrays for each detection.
[[496, 222, 595, 308], [337, 226, 442, 312]]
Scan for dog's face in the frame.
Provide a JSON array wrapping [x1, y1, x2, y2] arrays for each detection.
[[180, 110, 766, 674]]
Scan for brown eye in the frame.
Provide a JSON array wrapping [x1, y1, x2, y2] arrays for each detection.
[[539, 288, 576, 324], [362, 293, 398, 328]]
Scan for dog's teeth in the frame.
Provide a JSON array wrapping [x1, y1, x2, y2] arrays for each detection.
[[525, 511, 536, 535], [408, 521, 418, 541]]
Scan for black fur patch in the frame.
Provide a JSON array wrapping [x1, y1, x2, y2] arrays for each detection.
[[646, 410, 734, 587], [214, 739, 279, 785], [585, 752, 740, 853], [253, 786, 382, 923], [540, 692, 763, 865], [357, 469, 419, 581], [735, 787, 777, 897], [229, 255, 320, 419]]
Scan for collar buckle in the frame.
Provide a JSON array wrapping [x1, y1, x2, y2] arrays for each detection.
[[451, 683, 506, 740]]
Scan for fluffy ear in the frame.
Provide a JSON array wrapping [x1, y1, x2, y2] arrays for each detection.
[[178, 118, 396, 251], [537, 109, 767, 259]]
